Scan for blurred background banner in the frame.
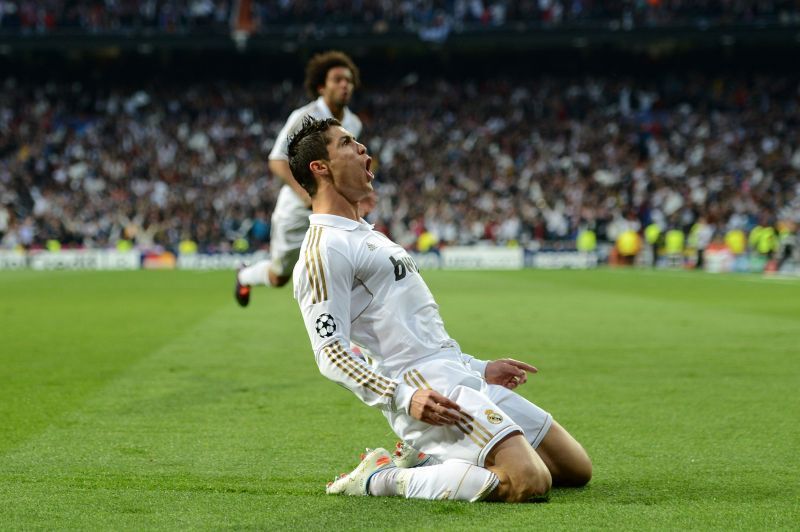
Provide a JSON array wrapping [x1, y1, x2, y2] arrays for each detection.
[[1, 1, 798, 274]]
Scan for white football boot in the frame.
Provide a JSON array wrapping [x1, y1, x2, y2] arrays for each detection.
[[326, 447, 395, 496], [392, 441, 432, 468]]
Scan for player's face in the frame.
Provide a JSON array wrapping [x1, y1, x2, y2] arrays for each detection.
[[325, 125, 374, 203], [318, 67, 354, 108]]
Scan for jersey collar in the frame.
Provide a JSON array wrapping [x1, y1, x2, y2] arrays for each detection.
[[310, 213, 372, 231]]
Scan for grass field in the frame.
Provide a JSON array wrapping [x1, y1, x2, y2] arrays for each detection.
[[1, 268, 798, 529]]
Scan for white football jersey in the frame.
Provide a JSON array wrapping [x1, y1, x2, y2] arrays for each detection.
[[293, 214, 464, 414]]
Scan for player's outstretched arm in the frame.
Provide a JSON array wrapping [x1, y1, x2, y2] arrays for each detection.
[[485, 358, 538, 390]]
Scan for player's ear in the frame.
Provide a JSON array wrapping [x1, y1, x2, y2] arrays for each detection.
[[309, 160, 330, 180]]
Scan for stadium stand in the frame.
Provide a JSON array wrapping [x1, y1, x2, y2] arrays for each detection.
[[2, 0, 800, 33], [1, 2, 798, 272], [1, 73, 798, 258]]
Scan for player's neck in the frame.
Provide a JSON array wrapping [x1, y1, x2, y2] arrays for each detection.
[[312, 192, 359, 221], [324, 98, 345, 121]]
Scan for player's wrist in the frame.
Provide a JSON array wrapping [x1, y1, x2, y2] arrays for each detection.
[[468, 357, 489, 379]]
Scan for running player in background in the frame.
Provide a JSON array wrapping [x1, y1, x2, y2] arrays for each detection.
[[290, 117, 591, 503], [235, 50, 364, 306]]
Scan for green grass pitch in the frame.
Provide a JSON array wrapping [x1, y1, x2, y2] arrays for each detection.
[[1, 268, 798, 529]]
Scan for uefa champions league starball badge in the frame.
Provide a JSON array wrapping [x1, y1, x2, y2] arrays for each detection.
[[315, 313, 337, 338]]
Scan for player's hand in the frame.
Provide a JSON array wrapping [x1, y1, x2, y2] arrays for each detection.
[[485, 358, 538, 390], [409, 389, 462, 426]]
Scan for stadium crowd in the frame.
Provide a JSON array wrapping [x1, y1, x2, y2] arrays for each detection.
[[2, 0, 800, 33], [1, 73, 799, 255]]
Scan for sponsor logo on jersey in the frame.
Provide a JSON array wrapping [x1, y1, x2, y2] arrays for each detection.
[[390, 254, 419, 281], [366, 241, 378, 251], [315, 313, 337, 338], [485, 409, 503, 424]]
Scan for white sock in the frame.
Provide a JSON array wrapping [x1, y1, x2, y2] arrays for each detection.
[[369, 461, 498, 502], [238, 260, 273, 287]]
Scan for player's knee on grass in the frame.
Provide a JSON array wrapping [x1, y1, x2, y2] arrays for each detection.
[[486, 433, 552, 502], [492, 460, 552, 502], [536, 421, 592, 487], [559, 453, 592, 487]]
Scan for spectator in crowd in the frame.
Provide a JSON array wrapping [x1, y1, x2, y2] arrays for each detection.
[[1, 73, 798, 256], [3, 1, 800, 33]]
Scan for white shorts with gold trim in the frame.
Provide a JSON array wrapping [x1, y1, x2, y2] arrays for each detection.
[[385, 357, 553, 467]]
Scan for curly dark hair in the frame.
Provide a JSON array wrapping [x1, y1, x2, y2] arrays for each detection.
[[288, 117, 342, 197], [304, 50, 361, 99]]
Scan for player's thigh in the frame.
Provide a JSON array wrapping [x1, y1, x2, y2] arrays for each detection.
[[535, 420, 592, 487], [484, 432, 551, 502], [269, 216, 308, 277]]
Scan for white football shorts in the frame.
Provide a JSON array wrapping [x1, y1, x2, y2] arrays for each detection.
[[269, 185, 312, 277], [385, 357, 552, 467]]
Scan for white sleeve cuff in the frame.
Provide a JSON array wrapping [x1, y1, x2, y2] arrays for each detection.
[[467, 357, 489, 379], [392, 382, 417, 414]]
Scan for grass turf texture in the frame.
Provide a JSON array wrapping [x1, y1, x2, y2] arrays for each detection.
[[0, 268, 798, 529]]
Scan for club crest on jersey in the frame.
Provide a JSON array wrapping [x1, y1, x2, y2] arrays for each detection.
[[315, 313, 336, 338], [485, 409, 503, 424], [390, 254, 418, 281]]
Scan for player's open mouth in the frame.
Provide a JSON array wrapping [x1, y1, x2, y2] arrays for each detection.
[[365, 157, 374, 180]]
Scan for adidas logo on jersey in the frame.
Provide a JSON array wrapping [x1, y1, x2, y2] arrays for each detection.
[[367, 241, 377, 251]]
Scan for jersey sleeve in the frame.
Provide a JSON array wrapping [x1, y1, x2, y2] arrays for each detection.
[[269, 109, 306, 161], [294, 230, 416, 413], [461, 353, 488, 378]]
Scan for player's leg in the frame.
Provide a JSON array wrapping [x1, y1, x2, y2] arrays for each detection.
[[385, 378, 550, 503], [483, 432, 552, 502], [488, 384, 591, 487], [534, 420, 592, 487], [327, 448, 497, 502], [366, 433, 552, 503], [233, 198, 307, 305], [238, 259, 274, 287]]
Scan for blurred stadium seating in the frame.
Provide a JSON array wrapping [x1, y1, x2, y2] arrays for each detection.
[[3, 1, 800, 34], [0, 1, 798, 272]]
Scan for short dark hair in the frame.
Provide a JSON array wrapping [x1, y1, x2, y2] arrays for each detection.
[[288, 117, 341, 197], [304, 50, 361, 99]]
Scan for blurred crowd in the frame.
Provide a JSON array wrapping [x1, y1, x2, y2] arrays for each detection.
[[1, 72, 799, 254], [3, 0, 800, 33]]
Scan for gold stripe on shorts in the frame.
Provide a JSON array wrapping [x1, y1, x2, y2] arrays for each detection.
[[456, 413, 492, 447], [454, 419, 488, 448], [464, 414, 494, 444]]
